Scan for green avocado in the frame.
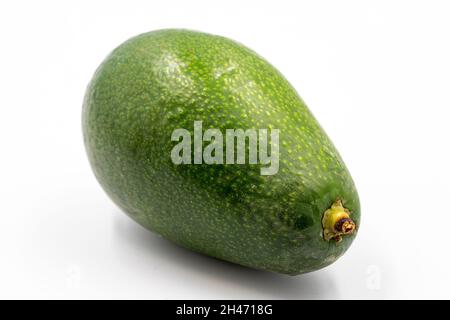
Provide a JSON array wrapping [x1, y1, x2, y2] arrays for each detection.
[[82, 29, 360, 275]]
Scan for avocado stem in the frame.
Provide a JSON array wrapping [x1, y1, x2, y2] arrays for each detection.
[[322, 199, 356, 242]]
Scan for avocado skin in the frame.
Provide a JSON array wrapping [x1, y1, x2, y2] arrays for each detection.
[[82, 29, 360, 275]]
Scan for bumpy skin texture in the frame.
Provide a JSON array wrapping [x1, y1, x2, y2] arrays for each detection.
[[83, 29, 360, 275]]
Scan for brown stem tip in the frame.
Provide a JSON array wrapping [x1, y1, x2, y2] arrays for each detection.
[[334, 218, 356, 234], [322, 199, 357, 242]]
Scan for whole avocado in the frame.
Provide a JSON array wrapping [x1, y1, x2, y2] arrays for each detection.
[[82, 29, 360, 275]]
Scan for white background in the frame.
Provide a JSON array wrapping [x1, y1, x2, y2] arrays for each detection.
[[1, 0, 449, 299]]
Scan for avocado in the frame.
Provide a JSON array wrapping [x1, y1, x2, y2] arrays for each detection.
[[82, 29, 360, 275]]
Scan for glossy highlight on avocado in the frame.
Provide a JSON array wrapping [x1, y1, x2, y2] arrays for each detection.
[[82, 29, 360, 275]]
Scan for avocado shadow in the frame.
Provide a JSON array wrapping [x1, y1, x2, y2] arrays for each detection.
[[112, 210, 338, 299]]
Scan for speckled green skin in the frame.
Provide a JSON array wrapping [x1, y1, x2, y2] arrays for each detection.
[[82, 29, 360, 275]]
